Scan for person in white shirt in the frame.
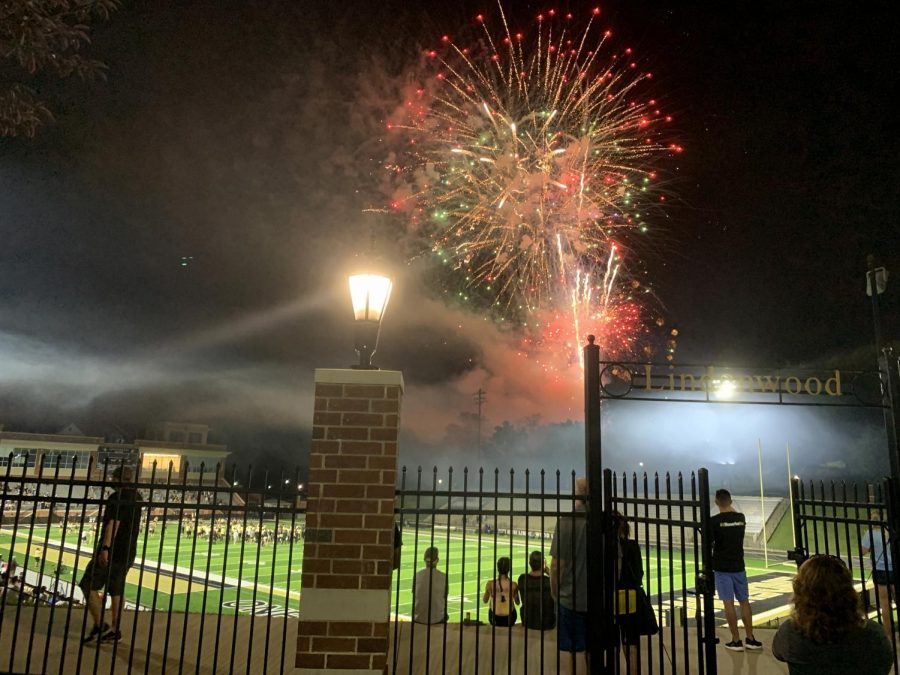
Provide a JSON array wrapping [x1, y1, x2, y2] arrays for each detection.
[[413, 547, 448, 624]]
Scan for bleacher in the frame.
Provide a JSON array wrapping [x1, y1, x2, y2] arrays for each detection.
[[730, 496, 787, 548]]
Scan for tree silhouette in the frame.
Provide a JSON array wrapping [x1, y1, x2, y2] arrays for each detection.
[[0, 0, 119, 137]]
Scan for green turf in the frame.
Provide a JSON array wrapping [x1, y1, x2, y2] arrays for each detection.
[[2, 518, 786, 620]]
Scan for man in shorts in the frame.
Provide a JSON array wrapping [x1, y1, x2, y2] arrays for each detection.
[[711, 488, 761, 651], [80, 466, 142, 644], [551, 477, 589, 660]]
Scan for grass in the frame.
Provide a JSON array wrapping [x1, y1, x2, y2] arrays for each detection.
[[2, 516, 790, 620], [767, 502, 888, 575]]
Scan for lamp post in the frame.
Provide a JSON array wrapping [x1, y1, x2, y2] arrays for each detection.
[[348, 273, 392, 369]]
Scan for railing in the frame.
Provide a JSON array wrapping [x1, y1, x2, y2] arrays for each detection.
[[390, 466, 716, 675], [791, 477, 900, 674], [607, 468, 717, 675], [0, 455, 304, 675]]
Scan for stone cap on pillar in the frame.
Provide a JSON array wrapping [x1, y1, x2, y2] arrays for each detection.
[[314, 368, 404, 392]]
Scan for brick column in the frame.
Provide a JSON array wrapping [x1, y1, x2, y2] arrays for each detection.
[[297, 368, 403, 675]]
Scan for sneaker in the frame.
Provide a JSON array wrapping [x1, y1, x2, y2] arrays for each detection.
[[81, 623, 109, 645], [99, 628, 121, 643], [724, 640, 744, 652], [745, 637, 762, 650]]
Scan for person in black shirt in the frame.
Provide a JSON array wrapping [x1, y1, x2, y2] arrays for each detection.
[[80, 466, 143, 645], [517, 550, 556, 631], [710, 489, 761, 652]]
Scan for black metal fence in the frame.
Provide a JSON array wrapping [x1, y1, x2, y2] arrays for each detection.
[[0, 454, 304, 675], [790, 477, 900, 674], [606, 468, 717, 675], [389, 466, 717, 675]]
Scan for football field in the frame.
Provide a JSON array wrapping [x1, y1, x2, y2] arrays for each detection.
[[1, 519, 784, 619]]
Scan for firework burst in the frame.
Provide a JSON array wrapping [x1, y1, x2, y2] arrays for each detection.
[[387, 5, 679, 362]]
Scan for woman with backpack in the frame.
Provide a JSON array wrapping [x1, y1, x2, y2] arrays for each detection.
[[484, 556, 518, 626], [612, 511, 659, 675]]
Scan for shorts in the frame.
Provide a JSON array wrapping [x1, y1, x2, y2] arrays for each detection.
[[558, 604, 589, 653], [488, 609, 517, 627], [79, 558, 131, 596], [714, 570, 748, 602], [874, 569, 895, 586]]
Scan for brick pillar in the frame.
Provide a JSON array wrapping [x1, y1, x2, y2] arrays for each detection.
[[296, 368, 403, 675]]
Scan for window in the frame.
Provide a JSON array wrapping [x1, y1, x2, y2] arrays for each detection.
[[183, 455, 219, 474], [0, 449, 37, 468], [142, 453, 181, 473], [187, 432, 203, 444], [43, 451, 93, 470], [168, 431, 186, 443]]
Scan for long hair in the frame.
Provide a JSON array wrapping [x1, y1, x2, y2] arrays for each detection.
[[610, 511, 630, 540], [496, 557, 510, 577], [792, 556, 864, 643]]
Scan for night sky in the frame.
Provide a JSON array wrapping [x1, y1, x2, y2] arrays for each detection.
[[1, 1, 898, 472]]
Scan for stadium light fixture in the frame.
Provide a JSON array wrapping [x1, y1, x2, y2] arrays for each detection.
[[712, 378, 736, 400], [349, 273, 392, 369]]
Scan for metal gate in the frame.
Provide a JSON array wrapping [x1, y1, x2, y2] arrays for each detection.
[[386, 465, 717, 675], [598, 468, 718, 675], [790, 476, 900, 674]]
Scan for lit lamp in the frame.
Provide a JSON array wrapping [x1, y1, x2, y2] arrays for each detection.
[[349, 273, 392, 369]]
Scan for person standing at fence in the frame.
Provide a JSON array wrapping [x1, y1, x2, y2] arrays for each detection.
[[611, 511, 659, 675], [413, 546, 448, 624], [518, 551, 556, 631], [773, 554, 892, 674], [484, 556, 518, 626], [79, 465, 143, 645], [551, 477, 589, 658], [861, 511, 894, 643], [711, 488, 762, 651]]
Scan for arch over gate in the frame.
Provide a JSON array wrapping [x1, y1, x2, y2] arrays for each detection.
[[582, 336, 898, 675]]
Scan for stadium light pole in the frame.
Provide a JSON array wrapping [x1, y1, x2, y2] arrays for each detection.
[[866, 255, 900, 486], [867, 253, 900, 650], [348, 273, 392, 370]]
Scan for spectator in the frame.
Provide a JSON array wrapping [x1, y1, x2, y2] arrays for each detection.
[[551, 477, 589, 658], [413, 546, 448, 624], [861, 511, 893, 642], [484, 556, 517, 626], [711, 488, 761, 651], [773, 554, 892, 674], [611, 511, 658, 675], [517, 551, 555, 631], [79, 466, 143, 645]]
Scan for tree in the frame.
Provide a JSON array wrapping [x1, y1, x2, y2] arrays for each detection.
[[0, 0, 119, 137]]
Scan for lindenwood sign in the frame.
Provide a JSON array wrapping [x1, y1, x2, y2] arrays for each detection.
[[600, 361, 883, 407]]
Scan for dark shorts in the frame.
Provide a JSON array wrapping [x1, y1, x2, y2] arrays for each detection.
[[79, 558, 131, 596], [488, 609, 517, 627], [874, 569, 895, 586], [558, 605, 589, 652]]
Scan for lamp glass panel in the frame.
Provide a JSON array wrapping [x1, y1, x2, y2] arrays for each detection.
[[349, 274, 392, 321]]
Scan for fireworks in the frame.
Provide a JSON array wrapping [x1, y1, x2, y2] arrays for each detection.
[[387, 5, 679, 363]]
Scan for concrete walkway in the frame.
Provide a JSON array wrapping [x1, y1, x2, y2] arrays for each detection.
[[2, 607, 794, 674], [0, 606, 298, 675], [387, 622, 790, 674]]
